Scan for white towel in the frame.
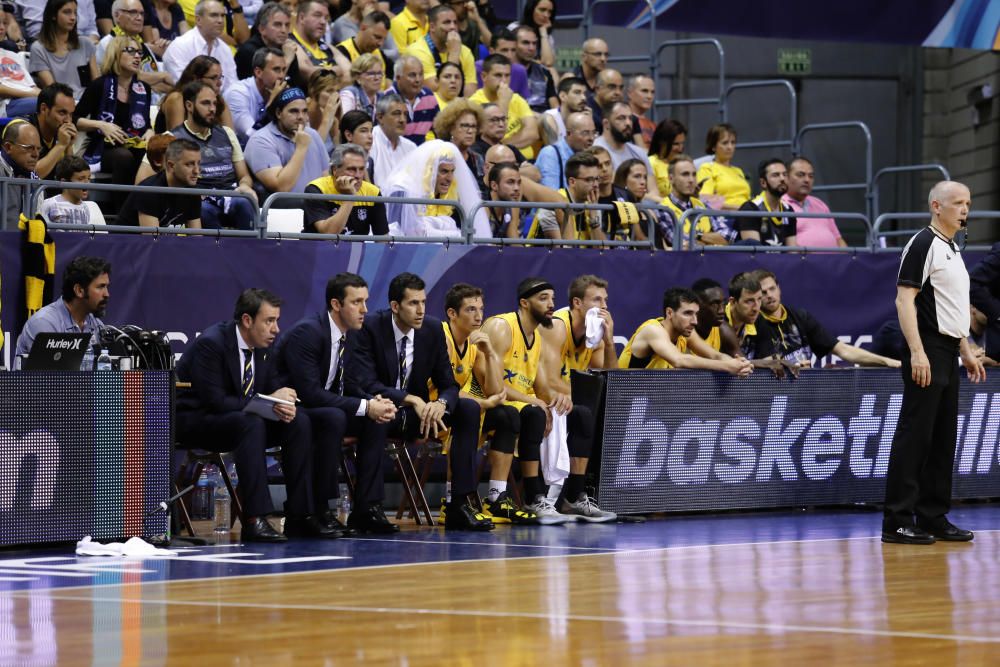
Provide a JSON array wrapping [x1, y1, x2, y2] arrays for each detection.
[[75, 535, 178, 557], [585, 307, 605, 349], [540, 409, 571, 485]]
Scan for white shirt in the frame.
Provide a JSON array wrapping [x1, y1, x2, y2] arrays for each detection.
[[370, 125, 416, 192], [235, 325, 255, 388], [543, 108, 566, 141], [327, 312, 368, 417], [390, 315, 415, 391], [224, 76, 266, 144], [38, 195, 107, 227], [163, 28, 238, 93]]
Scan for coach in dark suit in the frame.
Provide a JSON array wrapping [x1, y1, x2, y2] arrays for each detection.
[[176, 288, 341, 542], [970, 241, 1000, 359], [275, 273, 398, 533], [346, 272, 493, 532]]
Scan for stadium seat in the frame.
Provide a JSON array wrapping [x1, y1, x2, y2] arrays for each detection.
[[265, 208, 305, 234]]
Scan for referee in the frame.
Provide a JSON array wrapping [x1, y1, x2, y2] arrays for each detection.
[[883, 181, 984, 545]]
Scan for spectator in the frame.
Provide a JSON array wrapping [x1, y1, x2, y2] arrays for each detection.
[[96, 0, 173, 95], [647, 118, 685, 197], [389, 0, 429, 52], [432, 60, 464, 110], [162, 0, 238, 93], [143, 0, 189, 45], [405, 4, 476, 96], [368, 92, 415, 189], [38, 155, 107, 226], [0, 120, 40, 226], [782, 156, 847, 247], [75, 35, 152, 196], [662, 154, 736, 248], [530, 151, 604, 241], [340, 108, 373, 155], [17, 0, 99, 42], [593, 101, 658, 197], [384, 55, 439, 145], [512, 24, 555, 114], [21, 84, 78, 181], [226, 46, 288, 144], [626, 74, 655, 147], [235, 3, 300, 84], [469, 102, 526, 164], [482, 161, 522, 238], [244, 86, 330, 196], [588, 68, 623, 130], [159, 81, 257, 229], [29, 0, 99, 102], [117, 137, 202, 227], [540, 76, 588, 144], [469, 54, 537, 159], [290, 0, 349, 83], [0, 40, 39, 118], [611, 158, 654, 242], [511, 0, 555, 68], [339, 52, 382, 119], [334, 10, 391, 91], [450, 0, 491, 55], [331, 0, 400, 62], [305, 69, 341, 149], [433, 97, 485, 186], [696, 122, 751, 211], [482, 142, 563, 210], [588, 145, 629, 239], [752, 269, 900, 368], [214, 0, 251, 50], [144, 131, 174, 172], [304, 142, 388, 234], [0, 8, 20, 52], [382, 139, 488, 237], [155, 55, 235, 133], [536, 110, 594, 190], [476, 29, 528, 100], [573, 37, 607, 94], [738, 158, 797, 246]]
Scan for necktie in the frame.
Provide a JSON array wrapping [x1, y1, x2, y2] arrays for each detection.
[[331, 334, 346, 394], [398, 336, 408, 390], [241, 349, 254, 400]]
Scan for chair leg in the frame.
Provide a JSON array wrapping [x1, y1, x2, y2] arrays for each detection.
[[399, 442, 433, 525], [397, 444, 427, 520], [173, 481, 196, 537], [388, 441, 421, 525], [340, 444, 357, 500]]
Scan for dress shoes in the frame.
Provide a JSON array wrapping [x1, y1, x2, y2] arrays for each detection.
[[284, 514, 344, 539], [347, 504, 400, 534], [322, 510, 357, 536], [917, 517, 974, 542], [444, 501, 495, 531], [881, 524, 935, 545], [241, 516, 288, 543]]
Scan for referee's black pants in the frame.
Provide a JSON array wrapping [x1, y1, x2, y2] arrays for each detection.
[[883, 332, 961, 529]]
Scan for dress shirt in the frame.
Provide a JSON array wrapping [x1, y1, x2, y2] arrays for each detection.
[[225, 76, 267, 144], [14, 299, 105, 357], [390, 316, 415, 391], [163, 27, 238, 93]]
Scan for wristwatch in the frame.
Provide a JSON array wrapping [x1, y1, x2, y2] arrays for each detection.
[[435, 398, 448, 408]]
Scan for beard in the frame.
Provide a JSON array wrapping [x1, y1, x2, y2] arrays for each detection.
[[610, 125, 632, 144], [766, 182, 787, 198], [193, 108, 215, 128]]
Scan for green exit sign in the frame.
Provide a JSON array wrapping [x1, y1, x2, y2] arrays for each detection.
[[778, 48, 812, 75]]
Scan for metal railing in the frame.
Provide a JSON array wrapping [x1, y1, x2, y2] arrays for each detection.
[[870, 164, 951, 223], [581, 0, 657, 80], [722, 79, 798, 152], [678, 207, 874, 250], [46, 222, 260, 238], [793, 122, 873, 218], [872, 211, 1000, 250], [652, 38, 725, 120]]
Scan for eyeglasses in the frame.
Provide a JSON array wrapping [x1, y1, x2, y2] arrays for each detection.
[[10, 142, 40, 154], [118, 8, 144, 17], [362, 70, 383, 78], [584, 51, 609, 58], [122, 47, 142, 55], [456, 123, 478, 131], [486, 116, 508, 124]]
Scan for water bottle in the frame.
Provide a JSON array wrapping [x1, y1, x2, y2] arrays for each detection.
[[192, 465, 215, 520], [338, 482, 351, 522], [81, 346, 95, 371], [213, 471, 231, 541], [225, 459, 239, 492], [96, 348, 113, 371]]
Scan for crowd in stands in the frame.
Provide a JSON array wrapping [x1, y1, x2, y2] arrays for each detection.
[[0, 0, 852, 247]]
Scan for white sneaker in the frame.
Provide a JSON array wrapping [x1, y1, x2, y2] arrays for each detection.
[[559, 494, 617, 523], [526, 495, 576, 525]]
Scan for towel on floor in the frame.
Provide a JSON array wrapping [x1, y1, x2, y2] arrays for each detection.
[[75, 535, 178, 557]]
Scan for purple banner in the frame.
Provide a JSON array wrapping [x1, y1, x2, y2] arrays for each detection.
[[0, 232, 985, 369]]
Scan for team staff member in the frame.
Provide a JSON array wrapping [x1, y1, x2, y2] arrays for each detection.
[[619, 287, 752, 376], [883, 181, 984, 545], [438, 283, 536, 524], [481, 277, 616, 524], [275, 273, 398, 536]]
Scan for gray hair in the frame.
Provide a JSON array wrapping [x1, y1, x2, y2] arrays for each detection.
[[331, 143, 368, 168], [928, 180, 969, 211], [254, 2, 291, 29], [375, 93, 405, 117], [393, 55, 422, 80], [111, 0, 129, 16], [252, 46, 284, 71], [627, 74, 653, 91], [195, 0, 223, 17]]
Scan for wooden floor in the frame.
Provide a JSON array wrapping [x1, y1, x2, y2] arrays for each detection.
[[3, 510, 1000, 666]]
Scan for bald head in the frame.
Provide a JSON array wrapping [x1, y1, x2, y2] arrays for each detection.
[[595, 68, 623, 106], [565, 111, 596, 151], [928, 180, 971, 233], [580, 39, 609, 76], [483, 144, 517, 184]]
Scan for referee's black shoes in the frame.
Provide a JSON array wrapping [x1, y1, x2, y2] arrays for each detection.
[[881, 524, 936, 545], [916, 517, 975, 542]]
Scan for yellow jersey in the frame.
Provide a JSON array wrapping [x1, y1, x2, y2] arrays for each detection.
[[390, 7, 428, 50], [701, 326, 721, 351], [488, 311, 541, 409], [553, 307, 594, 380], [619, 318, 673, 369], [428, 321, 478, 400]]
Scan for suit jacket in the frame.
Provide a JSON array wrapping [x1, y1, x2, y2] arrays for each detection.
[[347, 310, 459, 411], [275, 312, 364, 414], [970, 241, 1000, 322], [176, 320, 280, 415]]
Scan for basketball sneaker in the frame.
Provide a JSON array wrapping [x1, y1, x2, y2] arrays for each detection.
[[559, 493, 617, 523], [483, 491, 540, 525], [437, 497, 447, 526], [525, 495, 576, 525]]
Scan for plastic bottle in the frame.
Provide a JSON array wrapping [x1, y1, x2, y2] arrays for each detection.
[[339, 482, 351, 522], [192, 465, 215, 520], [80, 346, 95, 371], [213, 469, 231, 541], [96, 348, 112, 371]]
